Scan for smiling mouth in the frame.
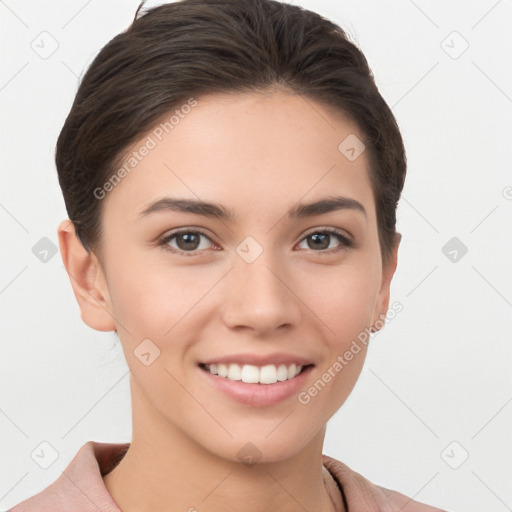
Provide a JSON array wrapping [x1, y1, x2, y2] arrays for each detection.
[[198, 362, 313, 385]]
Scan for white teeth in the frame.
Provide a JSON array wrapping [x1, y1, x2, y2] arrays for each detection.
[[227, 363, 242, 381], [260, 364, 277, 384], [204, 363, 305, 384], [241, 364, 260, 383], [277, 364, 289, 381]]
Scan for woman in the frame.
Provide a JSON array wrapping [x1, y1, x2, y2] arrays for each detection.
[[9, 0, 447, 510]]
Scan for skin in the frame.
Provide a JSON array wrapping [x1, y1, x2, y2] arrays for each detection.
[[58, 89, 400, 512]]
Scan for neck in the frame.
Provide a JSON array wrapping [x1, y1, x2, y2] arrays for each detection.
[[103, 383, 343, 512]]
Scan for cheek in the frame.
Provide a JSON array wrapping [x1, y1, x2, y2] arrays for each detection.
[[107, 256, 214, 337], [298, 277, 373, 420], [105, 261, 199, 407], [296, 261, 376, 405], [300, 260, 379, 340]]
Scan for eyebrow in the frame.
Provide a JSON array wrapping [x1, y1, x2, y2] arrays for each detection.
[[138, 195, 367, 221]]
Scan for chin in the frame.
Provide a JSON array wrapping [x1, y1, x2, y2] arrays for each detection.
[[192, 421, 323, 467]]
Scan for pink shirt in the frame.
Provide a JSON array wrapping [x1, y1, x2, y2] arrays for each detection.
[[7, 441, 447, 511]]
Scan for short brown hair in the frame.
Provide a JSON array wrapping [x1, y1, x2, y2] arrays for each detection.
[[56, 0, 406, 267]]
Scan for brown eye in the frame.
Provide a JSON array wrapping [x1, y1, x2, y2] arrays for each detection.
[[307, 233, 331, 250], [297, 229, 353, 253], [174, 232, 201, 251], [159, 230, 215, 256]]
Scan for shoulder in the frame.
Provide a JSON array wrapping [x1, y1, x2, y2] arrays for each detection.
[[322, 454, 449, 512], [7, 441, 126, 512]]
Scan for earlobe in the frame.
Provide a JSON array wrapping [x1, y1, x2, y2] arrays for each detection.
[[57, 219, 117, 332], [371, 233, 401, 333]]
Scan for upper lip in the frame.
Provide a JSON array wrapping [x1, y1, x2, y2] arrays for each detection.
[[200, 353, 314, 367]]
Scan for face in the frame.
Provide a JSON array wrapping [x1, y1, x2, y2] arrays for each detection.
[[63, 89, 398, 464]]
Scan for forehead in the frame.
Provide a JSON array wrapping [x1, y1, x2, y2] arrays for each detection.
[[101, 90, 374, 225]]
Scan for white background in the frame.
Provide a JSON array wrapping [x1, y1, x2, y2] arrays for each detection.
[[1, 1, 511, 511]]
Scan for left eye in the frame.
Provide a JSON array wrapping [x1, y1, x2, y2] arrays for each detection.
[[297, 229, 352, 253]]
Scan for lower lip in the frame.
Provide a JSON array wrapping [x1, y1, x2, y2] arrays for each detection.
[[199, 365, 314, 407]]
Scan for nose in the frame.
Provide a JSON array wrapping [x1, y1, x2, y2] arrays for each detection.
[[220, 250, 301, 336]]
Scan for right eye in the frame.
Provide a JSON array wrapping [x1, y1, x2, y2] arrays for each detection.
[[158, 229, 217, 256]]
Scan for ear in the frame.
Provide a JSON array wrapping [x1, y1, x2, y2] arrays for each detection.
[[57, 219, 117, 332], [371, 232, 401, 332]]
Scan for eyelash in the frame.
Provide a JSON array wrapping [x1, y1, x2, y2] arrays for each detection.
[[157, 228, 353, 257]]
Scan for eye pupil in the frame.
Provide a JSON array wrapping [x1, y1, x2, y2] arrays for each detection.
[[309, 233, 330, 250], [177, 233, 200, 250]]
